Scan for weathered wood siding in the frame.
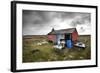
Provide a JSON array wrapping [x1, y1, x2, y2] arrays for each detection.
[[47, 35, 56, 43], [72, 31, 78, 42]]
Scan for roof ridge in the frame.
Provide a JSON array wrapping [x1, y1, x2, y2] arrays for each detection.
[[55, 28, 76, 31]]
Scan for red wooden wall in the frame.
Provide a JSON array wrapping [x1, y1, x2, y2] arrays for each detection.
[[71, 31, 78, 42], [47, 35, 56, 42]]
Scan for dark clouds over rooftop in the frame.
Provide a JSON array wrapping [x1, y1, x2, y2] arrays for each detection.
[[22, 10, 91, 35]]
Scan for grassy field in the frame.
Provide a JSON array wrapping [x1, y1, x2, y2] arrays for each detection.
[[23, 35, 91, 63]]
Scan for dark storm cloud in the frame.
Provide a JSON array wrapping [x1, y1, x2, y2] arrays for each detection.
[[70, 13, 91, 27], [23, 10, 90, 27], [22, 10, 91, 35], [23, 10, 58, 27], [23, 10, 51, 27]]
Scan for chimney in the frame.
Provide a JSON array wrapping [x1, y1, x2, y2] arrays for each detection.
[[51, 28, 55, 32]]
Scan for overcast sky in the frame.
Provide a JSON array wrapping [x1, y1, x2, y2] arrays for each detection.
[[22, 10, 91, 35]]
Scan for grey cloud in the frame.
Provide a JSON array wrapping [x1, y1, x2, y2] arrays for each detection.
[[23, 10, 80, 26], [22, 10, 91, 35], [23, 10, 54, 26], [70, 13, 91, 27]]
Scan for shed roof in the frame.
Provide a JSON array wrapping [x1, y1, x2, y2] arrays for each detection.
[[48, 28, 76, 35]]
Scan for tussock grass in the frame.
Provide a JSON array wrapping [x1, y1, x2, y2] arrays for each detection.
[[23, 35, 91, 63]]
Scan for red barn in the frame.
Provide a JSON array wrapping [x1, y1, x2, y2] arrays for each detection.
[[47, 28, 78, 45]]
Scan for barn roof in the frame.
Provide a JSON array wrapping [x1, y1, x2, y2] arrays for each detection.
[[48, 28, 77, 35]]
